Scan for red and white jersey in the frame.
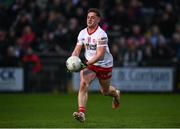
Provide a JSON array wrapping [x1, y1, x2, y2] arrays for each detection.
[[77, 26, 113, 68]]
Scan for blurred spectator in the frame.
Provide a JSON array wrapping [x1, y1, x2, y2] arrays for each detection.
[[171, 33, 180, 61], [36, 0, 48, 10], [16, 25, 36, 50], [128, 24, 145, 47], [0, 29, 9, 66], [111, 43, 121, 66], [53, 22, 69, 55], [3, 46, 21, 67], [155, 34, 171, 60], [174, 23, 180, 34], [111, 37, 127, 66], [47, 0, 66, 14], [147, 25, 166, 48], [34, 10, 47, 37], [22, 47, 42, 73], [143, 36, 155, 63], [173, 24, 180, 59], [123, 38, 143, 67], [156, 3, 177, 38], [107, 3, 128, 37], [67, 17, 80, 52], [22, 47, 42, 92], [127, 0, 144, 25], [11, 11, 32, 37], [46, 10, 60, 32]]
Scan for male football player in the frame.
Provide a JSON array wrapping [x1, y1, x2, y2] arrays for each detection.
[[71, 8, 120, 123]]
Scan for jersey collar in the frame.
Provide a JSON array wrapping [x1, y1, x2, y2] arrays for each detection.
[[87, 26, 99, 35]]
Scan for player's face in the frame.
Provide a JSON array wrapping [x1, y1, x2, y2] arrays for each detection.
[[87, 12, 100, 28]]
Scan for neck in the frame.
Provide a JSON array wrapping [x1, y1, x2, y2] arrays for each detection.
[[87, 26, 98, 35]]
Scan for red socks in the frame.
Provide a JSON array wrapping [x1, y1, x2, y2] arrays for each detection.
[[79, 107, 86, 113]]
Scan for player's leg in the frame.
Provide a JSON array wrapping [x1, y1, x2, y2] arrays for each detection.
[[78, 68, 96, 111], [98, 78, 120, 109], [73, 68, 96, 122]]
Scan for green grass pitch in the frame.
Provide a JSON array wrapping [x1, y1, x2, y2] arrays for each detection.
[[0, 93, 180, 128]]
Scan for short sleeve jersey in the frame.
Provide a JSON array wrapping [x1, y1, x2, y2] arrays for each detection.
[[77, 26, 113, 68]]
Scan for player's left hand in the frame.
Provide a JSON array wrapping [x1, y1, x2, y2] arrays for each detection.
[[67, 62, 87, 73], [80, 62, 87, 70]]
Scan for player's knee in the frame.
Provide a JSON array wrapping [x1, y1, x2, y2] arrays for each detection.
[[79, 81, 88, 92]]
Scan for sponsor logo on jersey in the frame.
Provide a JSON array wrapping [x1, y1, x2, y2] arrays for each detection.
[[86, 43, 97, 50]]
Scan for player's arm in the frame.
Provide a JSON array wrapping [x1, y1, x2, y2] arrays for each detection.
[[86, 34, 107, 65], [71, 44, 82, 57], [72, 30, 84, 57], [86, 46, 106, 65]]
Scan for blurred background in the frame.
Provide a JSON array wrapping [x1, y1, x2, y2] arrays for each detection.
[[0, 0, 180, 93]]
